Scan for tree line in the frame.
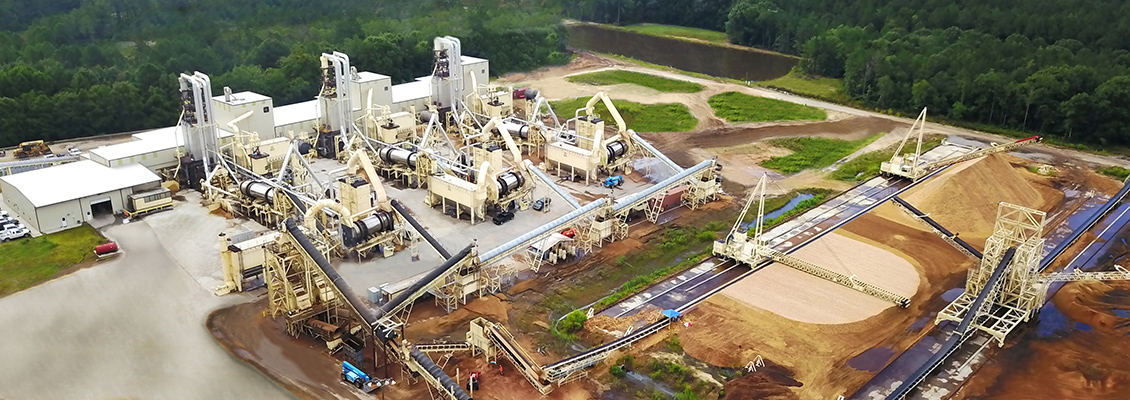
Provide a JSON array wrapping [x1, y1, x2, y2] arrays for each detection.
[[562, 0, 1130, 147], [0, 0, 570, 147]]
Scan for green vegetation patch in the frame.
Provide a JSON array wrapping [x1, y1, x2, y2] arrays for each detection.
[[1099, 166, 1130, 181], [758, 72, 850, 103], [566, 70, 705, 93], [550, 97, 697, 132], [619, 24, 729, 44], [829, 135, 944, 181], [708, 91, 827, 123], [594, 250, 712, 311], [741, 188, 837, 235], [0, 224, 108, 296], [761, 134, 881, 173]]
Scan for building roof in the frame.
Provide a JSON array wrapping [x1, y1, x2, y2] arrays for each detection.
[[461, 55, 488, 66], [89, 126, 182, 161], [213, 91, 271, 106], [392, 80, 431, 104], [273, 99, 319, 128], [89, 126, 234, 162], [0, 160, 160, 207], [355, 71, 391, 83]]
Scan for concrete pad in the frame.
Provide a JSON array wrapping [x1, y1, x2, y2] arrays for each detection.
[[141, 191, 266, 292], [0, 221, 295, 399]]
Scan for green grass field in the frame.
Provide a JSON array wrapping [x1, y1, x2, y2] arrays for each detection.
[[550, 97, 697, 132], [0, 224, 108, 296], [828, 135, 945, 181], [761, 134, 882, 174], [618, 24, 729, 44], [565, 70, 705, 93], [758, 73, 850, 103], [1099, 165, 1130, 181], [708, 91, 827, 123]]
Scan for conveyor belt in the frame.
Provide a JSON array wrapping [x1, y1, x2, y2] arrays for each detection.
[[525, 160, 582, 209], [873, 177, 1130, 400], [884, 248, 1015, 400], [284, 219, 381, 325], [409, 346, 474, 400], [891, 196, 982, 259], [1041, 177, 1130, 268], [390, 199, 451, 259]]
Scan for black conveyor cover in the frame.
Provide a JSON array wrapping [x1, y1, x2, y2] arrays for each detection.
[[285, 219, 381, 326], [410, 346, 474, 400], [391, 199, 452, 259], [374, 244, 475, 321]]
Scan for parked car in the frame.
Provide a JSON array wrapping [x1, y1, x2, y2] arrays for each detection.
[[43, 153, 56, 159], [68, 148, 82, 157], [532, 197, 551, 211], [1, 223, 30, 241], [492, 211, 515, 225]]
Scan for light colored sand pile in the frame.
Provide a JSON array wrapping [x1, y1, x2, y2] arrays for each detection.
[[721, 232, 919, 324]]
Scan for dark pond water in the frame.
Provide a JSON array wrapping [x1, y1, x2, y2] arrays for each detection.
[[566, 24, 799, 82]]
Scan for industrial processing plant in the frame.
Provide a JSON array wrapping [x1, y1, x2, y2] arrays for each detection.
[[2, 25, 1130, 400]]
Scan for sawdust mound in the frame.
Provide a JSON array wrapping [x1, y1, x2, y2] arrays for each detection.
[[463, 294, 510, 324], [903, 153, 1044, 240], [722, 363, 803, 400], [585, 306, 664, 335]]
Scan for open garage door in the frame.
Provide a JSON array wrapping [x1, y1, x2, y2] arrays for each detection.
[[90, 198, 113, 220]]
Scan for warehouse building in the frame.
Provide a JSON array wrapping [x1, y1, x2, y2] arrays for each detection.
[[0, 160, 160, 234]]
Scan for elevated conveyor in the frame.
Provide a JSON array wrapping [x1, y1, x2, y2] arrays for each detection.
[[479, 199, 607, 266], [525, 160, 582, 209], [390, 199, 452, 259], [884, 248, 1016, 400], [629, 131, 683, 173], [284, 219, 474, 400], [891, 196, 982, 259], [612, 160, 712, 213]]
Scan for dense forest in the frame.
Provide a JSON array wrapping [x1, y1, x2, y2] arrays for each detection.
[[0, 0, 569, 147], [565, 0, 1130, 147]]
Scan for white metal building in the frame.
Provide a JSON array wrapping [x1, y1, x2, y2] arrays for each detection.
[[0, 160, 160, 234]]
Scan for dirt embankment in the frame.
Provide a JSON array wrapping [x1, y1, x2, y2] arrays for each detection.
[[207, 298, 369, 400], [678, 210, 975, 399]]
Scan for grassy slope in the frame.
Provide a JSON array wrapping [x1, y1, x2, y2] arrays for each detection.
[[550, 97, 697, 132], [829, 135, 945, 181], [758, 73, 851, 103], [619, 23, 729, 44], [762, 134, 882, 174], [566, 70, 705, 93], [0, 223, 108, 296], [708, 91, 827, 123]]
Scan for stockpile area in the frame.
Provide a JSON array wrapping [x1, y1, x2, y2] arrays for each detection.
[[721, 232, 920, 324], [881, 153, 1064, 246], [677, 203, 979, 398]]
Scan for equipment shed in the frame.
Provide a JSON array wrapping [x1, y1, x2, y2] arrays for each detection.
[[0, 160, 161, 234]]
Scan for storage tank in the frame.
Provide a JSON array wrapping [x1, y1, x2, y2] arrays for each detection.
[[95, 242, 119, 255]]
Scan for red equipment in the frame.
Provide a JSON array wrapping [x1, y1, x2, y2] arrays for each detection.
[[94, 242, 119, 255]]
